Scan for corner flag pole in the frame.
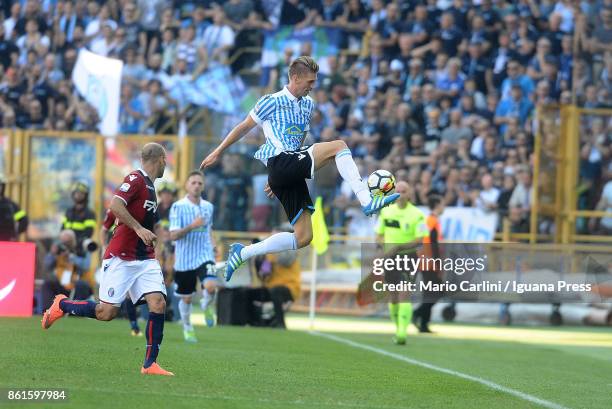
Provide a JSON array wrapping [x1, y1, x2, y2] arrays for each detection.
[[309, 245, 317, 330], [309, 197, 329, 330]]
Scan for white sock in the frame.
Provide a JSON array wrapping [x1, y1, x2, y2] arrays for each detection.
[[240, 232, 297, 261], [201, 289, 214, 309], [178, 299, 192, 331], [335, 148, 371, 206]]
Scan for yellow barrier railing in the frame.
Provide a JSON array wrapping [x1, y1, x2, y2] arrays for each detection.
[[531, 105, 612, 245]]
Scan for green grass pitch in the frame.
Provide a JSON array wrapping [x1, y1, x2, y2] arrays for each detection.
[[1, 315, 611, 409]]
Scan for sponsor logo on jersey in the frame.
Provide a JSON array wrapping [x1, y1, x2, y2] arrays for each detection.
[[285, 124, 304, 136], [143, 200, 158, 213]]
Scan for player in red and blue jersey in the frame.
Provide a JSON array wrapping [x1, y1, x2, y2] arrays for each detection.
[[42, 143, 174, 376]]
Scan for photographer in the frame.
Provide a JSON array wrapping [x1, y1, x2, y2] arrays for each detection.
[[41, 229, 93, 310], [61, 181, 97, 248], [251, 224, 301, 329]]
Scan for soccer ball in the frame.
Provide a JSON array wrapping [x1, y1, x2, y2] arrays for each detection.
[[367, 169, 395, 196]]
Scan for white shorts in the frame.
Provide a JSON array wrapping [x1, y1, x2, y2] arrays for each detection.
[[99, 257, 167, 306]]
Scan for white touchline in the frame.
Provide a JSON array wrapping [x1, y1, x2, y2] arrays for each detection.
[[310, 331, 571, 409]]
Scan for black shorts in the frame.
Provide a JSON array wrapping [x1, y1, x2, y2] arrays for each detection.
[[267, 145, 315, 225], [174, 261, 217, 296]]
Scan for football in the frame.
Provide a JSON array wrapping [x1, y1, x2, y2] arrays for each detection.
[[367, 169, 396, 196]]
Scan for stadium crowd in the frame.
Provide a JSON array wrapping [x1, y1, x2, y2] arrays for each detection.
[[0, 0, 611, 234]]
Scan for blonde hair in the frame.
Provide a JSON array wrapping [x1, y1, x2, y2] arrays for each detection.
[[289, 56, 319, 78]]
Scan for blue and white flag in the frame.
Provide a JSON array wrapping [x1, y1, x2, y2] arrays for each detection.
[[169, 65, 246, 114], [72, 49, 123, 136]]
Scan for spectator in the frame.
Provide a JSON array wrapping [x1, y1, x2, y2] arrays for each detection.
[[589, 179, 612, 235], [388, 103, 418, 142], [143, 53, 170, 86], [201, 9, 236, 65], [375, 2, 401, 56], [14, 0, 48, 37], [121, 46, 147, 87], [436, 57, 465, 101], [219, 153, 251, 231], [41, 229, 93, 311], [41, 54, 65, 86], [57, 1, 84, 44], [339, 0, 368, 51], [84, 4, 117, 45], [175, 25, 198, 72], [137, 0, 168, 52], [139, 79, 175, 133], [0, 24, 19, 69], [441, 109, 473, 144], [119, 84, 146, 134], [120, 2, 145, 50], [528, 37, 552, 82], [3, 2, 21, 41], [508, 166, 532, 231], [437, 12, 465, 57], [16, 19, 50, 66], [89, 23, 117, 56], [495, 84, 534, 133], [159, 27, 178, 72], [0, 176, 28, 241], [313, 0, 344, 30], [280, 0, 316, 28], [359, 99, 389, 159], [590, 7, 612, 57], [22, 99, 46, 129], [476, 173, 500, 212], [501, 59, 535, 100]]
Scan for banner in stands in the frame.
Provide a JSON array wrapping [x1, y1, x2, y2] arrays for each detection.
[[0, 242, 35, 317], [261, 26, 340, 69], [28, 136, 97, 239], [169, 65, 250, 114], [72, 49, 123, 137], [420, 207, 499, 242]]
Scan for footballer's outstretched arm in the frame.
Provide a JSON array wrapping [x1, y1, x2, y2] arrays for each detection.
[[109, 196, 157, 246], [200, 115, 257, 169]]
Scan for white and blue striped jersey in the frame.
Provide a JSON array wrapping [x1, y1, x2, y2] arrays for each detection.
[[169, 196, 215, 271], [249, 86, 316, 164]]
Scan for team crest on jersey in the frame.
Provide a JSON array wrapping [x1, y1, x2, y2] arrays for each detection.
[[284, 124, 304, 136], [108, 288, 114, 297]]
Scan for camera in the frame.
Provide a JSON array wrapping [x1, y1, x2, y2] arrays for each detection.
[[81, 239, 98, 253], [55, 243, 68, 255]]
